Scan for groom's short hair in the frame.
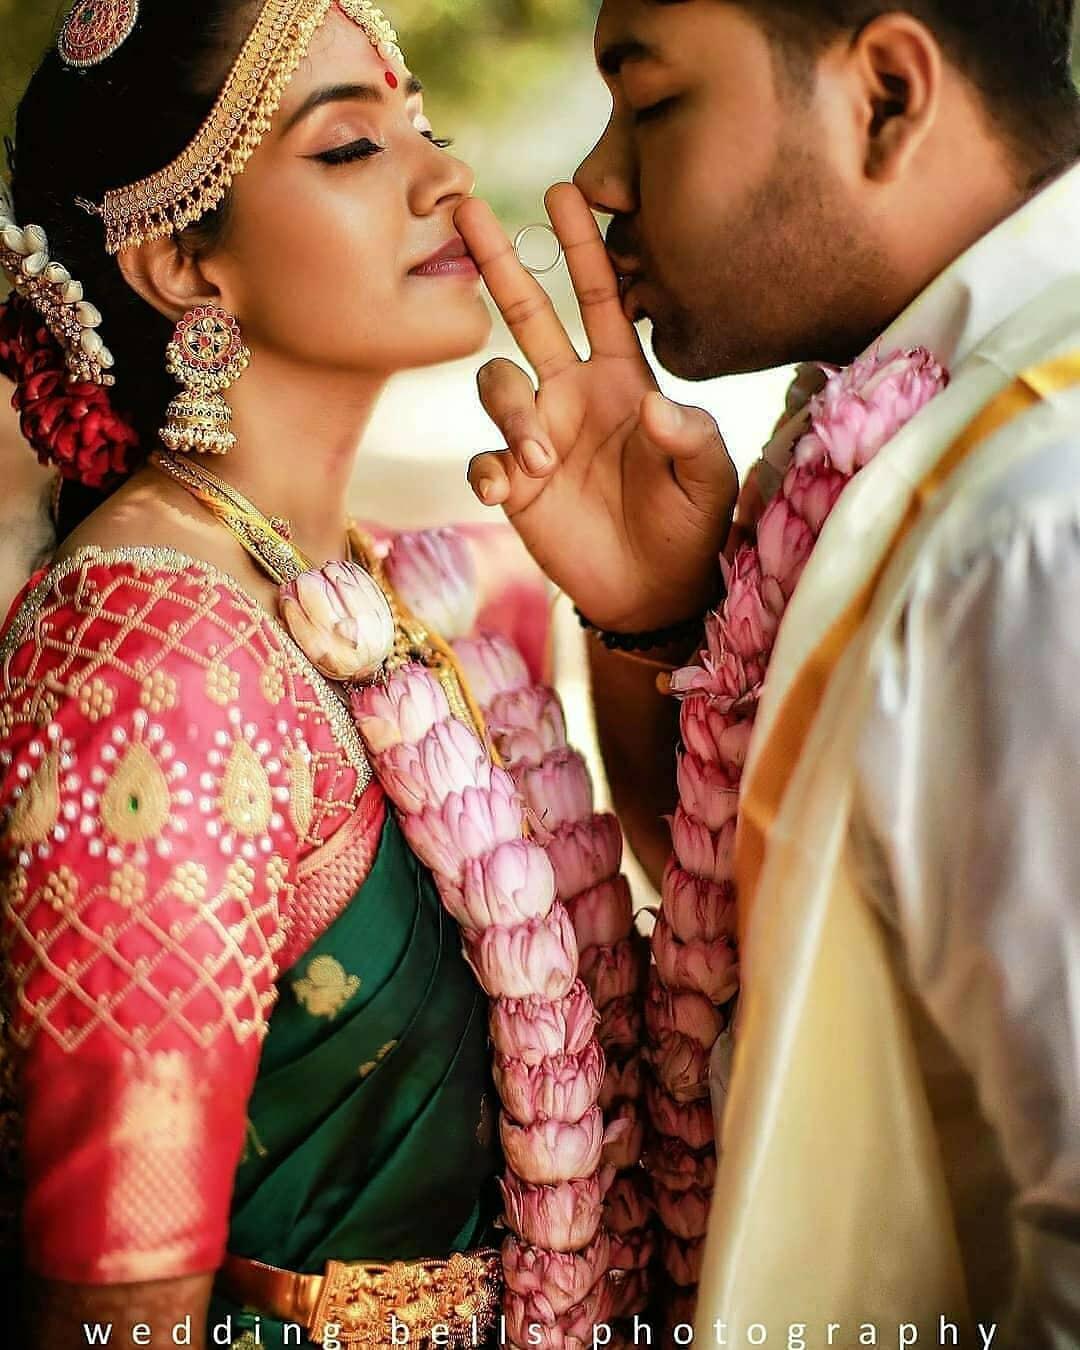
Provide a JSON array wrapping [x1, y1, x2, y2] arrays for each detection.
[[661, 0, 1080, 170]]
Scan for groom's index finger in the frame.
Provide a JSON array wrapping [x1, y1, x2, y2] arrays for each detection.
[[455, 198, 579, 381], [545, 183, 642, 361]]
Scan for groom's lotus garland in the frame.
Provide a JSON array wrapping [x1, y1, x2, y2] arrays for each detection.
[[648, 348, 950, 1326]]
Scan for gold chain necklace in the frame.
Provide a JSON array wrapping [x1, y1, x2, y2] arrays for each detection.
[[150, 449, 493, 742]]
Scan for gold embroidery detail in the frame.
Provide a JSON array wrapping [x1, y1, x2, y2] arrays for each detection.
[[76, 676, 116, 723], [7, 751, 60, 847], [220, 741, 272, 837], [266, 856, 289, 896], [101, 742, 171, 844], [230, 1335, 260, 1350], [225, 858, 256, 900], [287, 749, 314, 837], [40, 866, 78, 914], [171, 862, 209, 906], [259, 662, 286, 705], [0, 705, 14, 740], [293, 955, 360, 1020], [0, 546, 372, 793], [5, 853, 289, 1054], [30, 688, 59, 727], [376, 1040, 397, 1060], [108, 862, 146, 908], [206, 660, 240, 707], [140, 669, 178, 714], [358, 1060, 377, 1079]]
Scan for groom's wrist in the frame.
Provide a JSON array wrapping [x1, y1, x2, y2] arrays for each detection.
[[574, 604, 709, 655]]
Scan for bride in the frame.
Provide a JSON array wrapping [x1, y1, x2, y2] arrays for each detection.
[[0, 2, 653, 1347]]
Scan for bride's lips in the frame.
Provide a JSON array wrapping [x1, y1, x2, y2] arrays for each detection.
[[410, 235, 480, 278]]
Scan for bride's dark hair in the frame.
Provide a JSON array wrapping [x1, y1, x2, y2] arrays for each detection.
[[3, 0, 260, 528]]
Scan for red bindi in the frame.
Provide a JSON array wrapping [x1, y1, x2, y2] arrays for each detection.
[[385, 70, 399, 89]]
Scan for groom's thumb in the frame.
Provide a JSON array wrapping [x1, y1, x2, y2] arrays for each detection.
[[641, 392, 722, 459], [640, 392, 737, 514]]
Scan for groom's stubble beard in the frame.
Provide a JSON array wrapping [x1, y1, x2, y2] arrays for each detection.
[[643, 131, 896, 381]]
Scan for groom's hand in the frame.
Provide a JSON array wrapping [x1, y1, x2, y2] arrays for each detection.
[[456, 185, 737, 634]]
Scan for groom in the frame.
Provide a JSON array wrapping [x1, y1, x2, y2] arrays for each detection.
[[457, 0, 1080, 1343]]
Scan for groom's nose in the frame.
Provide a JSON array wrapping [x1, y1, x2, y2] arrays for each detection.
[[573, 121, 636, 219]]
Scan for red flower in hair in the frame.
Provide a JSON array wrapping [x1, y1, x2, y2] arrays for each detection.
[[0, 294, 139, 488]]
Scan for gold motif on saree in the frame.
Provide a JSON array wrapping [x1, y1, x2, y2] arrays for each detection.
[[101, 742, 170, 844], [206, 660, 241, 707], [287, 748, 315, 837], [77, 676, 117, 723], [293, 955, 360, 1020], [259, 659, 287, 706], [109, 863, 147, 908], [170, 862, 209, 906], [40, 867, 78, 915], [6, 750, 60, 847], [220, 741, 272, 837], [140, 669, 178, 714]]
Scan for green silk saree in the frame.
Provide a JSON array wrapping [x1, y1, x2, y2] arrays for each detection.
[[209, 811, 503, 1348]]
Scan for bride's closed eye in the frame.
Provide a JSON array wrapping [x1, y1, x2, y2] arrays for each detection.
[[311, 129, 453, 165], [312, 137, 386, 165]]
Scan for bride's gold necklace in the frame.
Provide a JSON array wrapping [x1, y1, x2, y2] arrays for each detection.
[[150, 449, 491, 738]]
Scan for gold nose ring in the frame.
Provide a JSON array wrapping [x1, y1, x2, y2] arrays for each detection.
[[514, 223, 563, 276]]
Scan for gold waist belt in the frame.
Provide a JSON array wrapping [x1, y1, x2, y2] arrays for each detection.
[[218, 1248, 502, 1347]]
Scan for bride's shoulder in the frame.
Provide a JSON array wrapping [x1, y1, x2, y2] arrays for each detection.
[[0, 542, 292, 725]]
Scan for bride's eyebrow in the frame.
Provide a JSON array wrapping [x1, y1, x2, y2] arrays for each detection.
[[283, 76, 424, 134]]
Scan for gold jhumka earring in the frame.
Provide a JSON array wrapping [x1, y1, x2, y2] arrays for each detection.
[[159, 305, 251, 456]]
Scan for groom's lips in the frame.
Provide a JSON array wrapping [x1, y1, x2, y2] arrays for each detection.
[[609, 248, 649, 321], [619, 274, 650, 323]]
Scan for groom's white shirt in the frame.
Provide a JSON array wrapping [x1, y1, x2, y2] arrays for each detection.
[[850, 161, 1080, 1339]]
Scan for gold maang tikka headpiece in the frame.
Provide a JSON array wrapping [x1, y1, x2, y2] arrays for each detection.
[[75, 0, 405, 255]]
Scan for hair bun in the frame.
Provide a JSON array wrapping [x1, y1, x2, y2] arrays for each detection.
[[0, 293, 139, 488]]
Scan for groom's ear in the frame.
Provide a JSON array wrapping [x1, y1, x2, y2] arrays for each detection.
[[848, 13, 941, 183]]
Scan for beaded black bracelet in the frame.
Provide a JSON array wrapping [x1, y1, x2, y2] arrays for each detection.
[[573, 605, 710, 653]]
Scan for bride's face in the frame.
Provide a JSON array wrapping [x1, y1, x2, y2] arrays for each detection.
[[208, 9, 491, 375]]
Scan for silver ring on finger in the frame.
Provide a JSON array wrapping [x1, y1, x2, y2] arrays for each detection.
[[514, 223, 563, 276]]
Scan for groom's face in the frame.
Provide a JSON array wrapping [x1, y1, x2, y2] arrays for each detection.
[[577, 0, 889, 378]]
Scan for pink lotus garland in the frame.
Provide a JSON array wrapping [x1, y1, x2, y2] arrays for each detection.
[[353, 664, 615, 1350], [453, 631, 655, 1323], [373, 527, 647, 1344], [650, 348, 949, 1322]]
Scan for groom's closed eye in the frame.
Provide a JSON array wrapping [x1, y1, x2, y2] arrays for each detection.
[[633, 96, 680, 126]]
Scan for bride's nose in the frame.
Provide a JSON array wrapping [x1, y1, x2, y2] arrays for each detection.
[[411, 143, 476, 215]]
